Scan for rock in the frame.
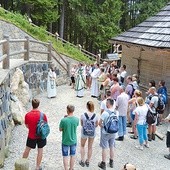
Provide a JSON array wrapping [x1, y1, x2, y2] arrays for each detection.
[[11, 68, 30, 106], [15, 158, 29, 170]]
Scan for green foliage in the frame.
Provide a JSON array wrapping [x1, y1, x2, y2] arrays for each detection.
[[0, 7, 91, 62]]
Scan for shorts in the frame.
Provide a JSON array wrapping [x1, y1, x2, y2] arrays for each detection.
[[166, 131, 170, 148], [100, 131, 115, 149], [62, 144, 77, 157], [26, 138, 46, 149], [71, 76, 75, 84]]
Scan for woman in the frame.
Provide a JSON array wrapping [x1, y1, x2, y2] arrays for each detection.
[[47, 67, 57, 98], [128, 90, 142, 139], [79, 101, 98, 167], [134, 97, 149, 150]]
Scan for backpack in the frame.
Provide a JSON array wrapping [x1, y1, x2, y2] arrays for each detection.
[[146, 106, 156, 125], [36, 112, 50, 139], [104, 110, 119, 134], [156, 95, 165, 113], [83, 113, 96, 136], [129, 84, 135, 98]]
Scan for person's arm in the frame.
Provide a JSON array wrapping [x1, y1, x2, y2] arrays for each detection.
[[59, 120, 63, 131], [95, 117, 99, 127], [128, 98, 135, 105], [134, 112, 138, 126], [99, 119, 103, 127]]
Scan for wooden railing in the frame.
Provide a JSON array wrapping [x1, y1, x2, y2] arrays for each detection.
[[0, 35, 69, 74]]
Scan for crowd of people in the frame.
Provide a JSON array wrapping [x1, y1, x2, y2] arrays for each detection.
[[22, 61, 169, 170]]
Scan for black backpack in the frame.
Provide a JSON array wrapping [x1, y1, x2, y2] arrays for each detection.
[[129, 84, 135, 98]]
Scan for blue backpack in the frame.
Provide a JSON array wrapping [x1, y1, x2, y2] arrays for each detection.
[[36, 112, 50, 139], [104, 110, 119, 134], [83, 113, 96, 136]]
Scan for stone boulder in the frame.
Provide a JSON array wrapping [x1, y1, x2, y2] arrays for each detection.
[[11, 68, 30, 106]]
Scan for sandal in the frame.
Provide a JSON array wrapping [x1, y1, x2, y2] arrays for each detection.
[[79, 160, 85, 167], [130, 135, 138, 139], [85, 160, 89, 167]]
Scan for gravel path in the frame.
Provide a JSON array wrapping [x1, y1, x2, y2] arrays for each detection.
[[2, 85, 169, 170]]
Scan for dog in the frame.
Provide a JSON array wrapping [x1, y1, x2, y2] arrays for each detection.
[[122, 163, 136, 170]]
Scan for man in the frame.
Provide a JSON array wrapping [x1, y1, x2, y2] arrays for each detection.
[[59, 105, 79, 170], [98, 98, 119, 169], [91, 63, 101, 98], [115, 85, 129, 141], [110, 77, 121, 101], [100, 90, 112, 114], [23, 99, 48, 170], [147, 87, 158, 141], [125, 76, 134, 127]]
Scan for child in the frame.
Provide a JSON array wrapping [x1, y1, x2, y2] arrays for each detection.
[[163, 113, 170, 160]]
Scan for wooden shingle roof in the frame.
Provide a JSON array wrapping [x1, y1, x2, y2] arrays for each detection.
[[110, 3, 170, 49]]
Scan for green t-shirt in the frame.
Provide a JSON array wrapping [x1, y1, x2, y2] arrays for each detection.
[[59, 116, 79, 145]]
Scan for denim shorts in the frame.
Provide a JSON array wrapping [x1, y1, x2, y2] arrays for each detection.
[[62, 144, 77, 157]]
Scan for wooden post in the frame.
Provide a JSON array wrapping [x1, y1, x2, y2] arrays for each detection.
[[48, 41, 52, 61], [2, 35, 10, 69], [24, 36, 30, 61], [67, 61, 70, 77]]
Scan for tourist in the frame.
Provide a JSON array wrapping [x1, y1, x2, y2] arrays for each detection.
[[98, 98, 119, 169], [59, 105, 79, 170], [132, 74, 139, 90], [47, 67, 57, 98], [128, 90, 142, 139], [100, 90, 112, 114], [157, 80, 168, 124], [115, 85, 129, 141], [75, 63, 86, 98], [22, 99, 48, 170], [110, 77, 121, 101], [79, 101, 98, 167], [162, 113, 170, 160], [147, 87, 158, 141], [91, 63, 101, 98], [70, 64, 77, 89], [120, 64, 127, 85], [133, 97, 149, 150]]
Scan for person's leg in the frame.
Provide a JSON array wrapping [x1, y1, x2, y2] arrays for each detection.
[[70, 144, 77, 170], [63, 157, 69, 170], [148, 124, 152, 141], [87, 137, 95, 162], [23, 138, 36, 158], [136, 124, 144, 146], [36, 148, 43, 170], [143, 124, 149, 147], [102, 148, 107, 162], [80, 138, 87, 162], [118, 116, 123, 137], [152, 124, 156, 140], [23, 146, 31, 158], [62, 144, 69, 170], [122, 116, 127, 136]]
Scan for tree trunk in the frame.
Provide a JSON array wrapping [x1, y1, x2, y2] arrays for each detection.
[[59, 0, 65, 39]]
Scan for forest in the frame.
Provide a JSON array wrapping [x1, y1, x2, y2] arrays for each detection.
[[1, 0, 169, 55]]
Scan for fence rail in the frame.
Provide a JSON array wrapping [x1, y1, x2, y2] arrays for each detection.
[[0, 36, 69, 75]]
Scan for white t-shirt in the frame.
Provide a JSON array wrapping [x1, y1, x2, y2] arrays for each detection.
[[134, 104, 148, 125]]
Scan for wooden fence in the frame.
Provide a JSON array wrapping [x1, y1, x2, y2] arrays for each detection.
[[0, 35, 69, 75]]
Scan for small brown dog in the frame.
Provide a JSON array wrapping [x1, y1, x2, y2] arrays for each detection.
[[122, 163, 136, 170]]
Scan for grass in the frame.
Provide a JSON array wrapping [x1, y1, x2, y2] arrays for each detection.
[[0, 7, 92, 63]]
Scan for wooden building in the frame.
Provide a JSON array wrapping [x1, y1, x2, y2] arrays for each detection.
[[109, 3, 170, 96]]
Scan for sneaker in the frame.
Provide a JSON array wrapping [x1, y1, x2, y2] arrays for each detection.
[[98, 161, 106, 170], [130, 135, 138, 139], [85, 160, 89, 167], [109, 159, 114, 168], [164, 154, 170, 160], [115, 136, 124, 141], [144, 143, 149, 148], [135, 145, 143, 151], [79, 160, 85, 167]]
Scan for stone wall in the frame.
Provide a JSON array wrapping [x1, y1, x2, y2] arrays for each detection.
[[0, 60, 68, 167]]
